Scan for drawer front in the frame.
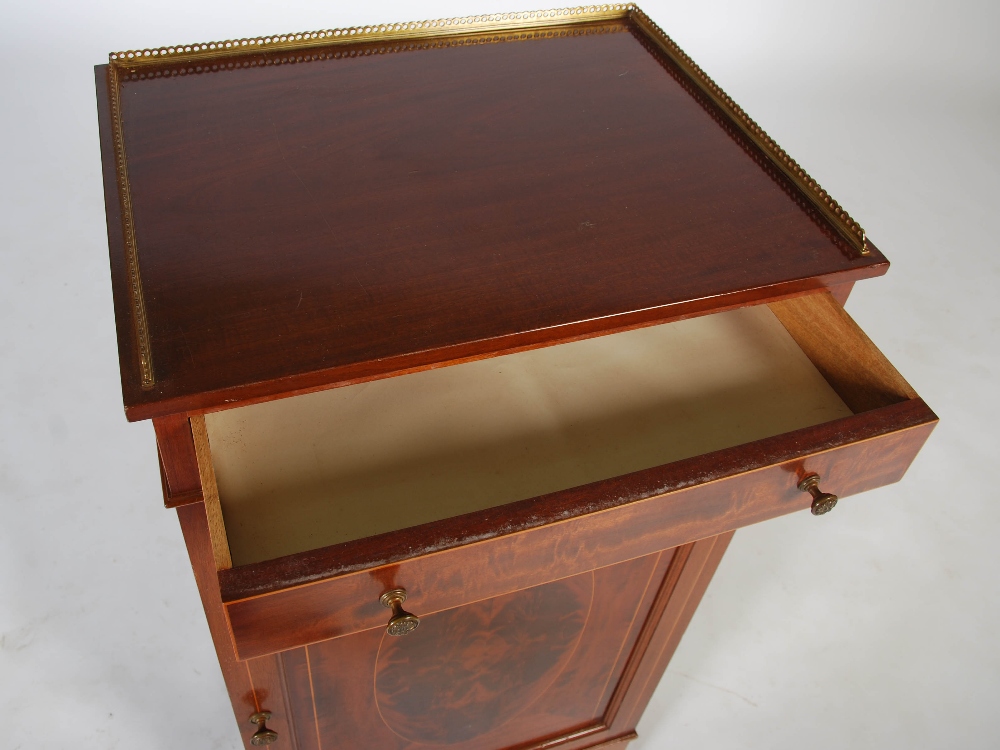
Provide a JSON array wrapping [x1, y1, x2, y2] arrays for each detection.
[[222, 398, 935, 660]]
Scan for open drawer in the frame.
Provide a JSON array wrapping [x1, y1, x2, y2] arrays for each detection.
[[188, 292, 935, 660]]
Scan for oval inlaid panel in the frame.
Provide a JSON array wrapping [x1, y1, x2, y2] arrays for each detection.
[[375, 573, 594, 745]]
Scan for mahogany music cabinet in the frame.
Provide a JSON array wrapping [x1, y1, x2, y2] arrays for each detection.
[[95, 6, 936, 748]]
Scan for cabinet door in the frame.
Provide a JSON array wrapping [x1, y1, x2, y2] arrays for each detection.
[[271, 536, 730, 750]]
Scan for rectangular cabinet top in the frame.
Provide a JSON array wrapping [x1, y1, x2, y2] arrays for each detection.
[[96, 6, 887, 420]]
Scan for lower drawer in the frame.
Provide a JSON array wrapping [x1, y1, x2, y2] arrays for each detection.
[[185, 292, 935, 660]]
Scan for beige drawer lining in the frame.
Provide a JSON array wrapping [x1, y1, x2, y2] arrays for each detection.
[[205, 303, 852, 566]]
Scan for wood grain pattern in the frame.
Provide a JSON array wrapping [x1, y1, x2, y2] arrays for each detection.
[[221, 398, 936, 659], [100, 10, 938, 748], [276, 649, 321, 750], [268, 540, 724, 750], [96, 22, 888, 421], [600, 542, 694, 728], [207, 302, 853, 566], [769, 292, 917, 413], [172, 432, 291, 747], [246, 654, 300, 750], [220, 397, 934, 596], [375, 574, 593, 744], [176, 502, 258, 749], [615, 533, 734, 733], [283, 553, 674, 750], [157, 449, 202, 508], [191, 414, 233, 570], [153, 414, 201, 501]]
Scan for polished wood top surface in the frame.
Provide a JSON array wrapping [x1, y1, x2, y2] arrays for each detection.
[[97, 17, 888, 420]]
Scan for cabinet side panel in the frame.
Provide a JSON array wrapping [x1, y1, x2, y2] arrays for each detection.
[[612, 532, 734, 734], [176, 502, 256, 749]]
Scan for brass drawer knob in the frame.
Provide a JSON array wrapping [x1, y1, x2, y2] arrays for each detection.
[[249, 711, 278, 746], [799, 473, 838, 516], [380, 588, 420, 636]]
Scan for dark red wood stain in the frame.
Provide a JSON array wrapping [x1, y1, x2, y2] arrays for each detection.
[[99, 11, 935, 749], [220, 397, 936, 603], [375, 574, 592, 744], [221, 399, 936, 660], [98, 21, 887, 419], [289, 553, 675, 749]]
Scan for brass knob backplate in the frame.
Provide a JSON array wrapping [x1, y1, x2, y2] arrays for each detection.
[[799, 473, 838, 516], [249, 711, 279, 746], [380, 588, 420, 636]]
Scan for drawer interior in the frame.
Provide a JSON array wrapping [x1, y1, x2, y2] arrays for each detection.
[[206, 301, 861, 567]]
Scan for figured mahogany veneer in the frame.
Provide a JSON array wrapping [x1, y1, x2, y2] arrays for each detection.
[[279, 545, 722, 750], [148, 289, 935, 748], [179, 292, 932, 659], [220, 396, 933, 659], [181, 490, 730, 750], [98, 7, 936, 749]]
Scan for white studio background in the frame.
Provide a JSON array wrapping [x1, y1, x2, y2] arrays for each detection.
[[0, 1, 996, 748]]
